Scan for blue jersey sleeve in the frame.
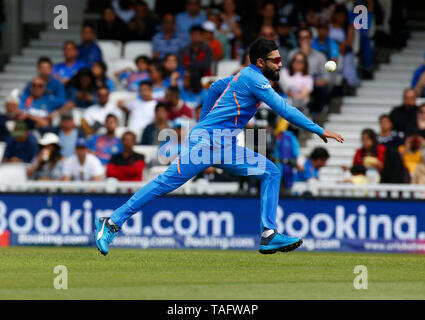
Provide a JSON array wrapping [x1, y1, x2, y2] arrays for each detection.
[[199, 76, 233, 121], [249, 77, 324, 136]]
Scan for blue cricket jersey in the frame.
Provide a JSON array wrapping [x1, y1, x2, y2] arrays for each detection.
[[194, 64, 324, 136]]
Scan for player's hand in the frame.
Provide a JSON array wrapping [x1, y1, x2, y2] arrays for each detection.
[[320, 129, 344, 144]]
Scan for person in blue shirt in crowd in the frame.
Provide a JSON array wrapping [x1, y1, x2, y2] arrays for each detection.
[[22, 57, 66, 112], [311, 21, 339, 61], [53, 41, 86, 85], [89, 114, 122, 165], [2, 122, 38, 164], [176, 0, 207, 34], [65, 68, 99, 109], [294, 147, 330, 182], [20, 77, 60, 128], [152, 13, 190, 60], [95, 38, 344, 256], [273, 119, 299, 190], [179, 67, 208, 109], [411, 51, 425, 98], [78, 24, 103, 68]]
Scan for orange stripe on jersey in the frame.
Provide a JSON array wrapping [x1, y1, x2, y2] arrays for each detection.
[[210, 82, 231, 112], [256, 102, 262, 108], [233, 92, 241, 125], [177, 156, 181, 174]]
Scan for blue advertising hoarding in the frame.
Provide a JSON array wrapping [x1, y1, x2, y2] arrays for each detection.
[[0, 194, 425, 253]]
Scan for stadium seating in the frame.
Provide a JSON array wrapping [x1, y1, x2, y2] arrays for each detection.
[[133, 145, 158, 164], [0, 163, 27, 184], [0, 142, 5, 162], [97, 40, 123, 62], [123, 41, 153, 60], [216, 59, 240, 78]]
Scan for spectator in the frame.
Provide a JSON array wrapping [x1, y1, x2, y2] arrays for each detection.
[[219, 0, 241, 41], [329, 5, 360, 92], [62, 138, 104, 181], [53, 113, 86, 158], [97, 6, 129, 41], [165, 86, 193, 120], [52, 41, 86, 85], [141, 103, 170, 145], [311, 21, 339, 61], [353, 129, 386, 177], [78, 24, 103, 68], [83, 87, 123, 132], [389, 89, 418, 135], [377, 114, 404, 149], [176, 0, 206, 34], [273, 118, 299, 189], [411, 51, 425, 98], [258, 1, 278, 27], [118, 81, 157, 132], [152, 13, 190, 60], [106, 131, 145, 181], [412, 160, 425, 185], [89, 114, 123, 165], [180, 67, 207, 110], [22, 57, 66, 112], [66, 68, 98, 109], [349, 165, 369, 185], [0, 96, 32, 142], [294, 147, 329, 182], [148, 62, 167, 101], [202, 21, 223, 62], [19, 77, 56, 128], [2, 122, 38, 163], [128, 1, 159, 41], [178, 25, 213, 76], [289, 27, 330, 115], [279, 52, 313, 111], [158, 117, 187, 163], [91, 61, 115, 92], [415, 104, 425, 138], [398, 131, 424, 176], [194, 105, 202, 122], [115, 55, 150, 92], [111, 0, 136, 24], [276, 21, 297, 64], [27, 133, 64, 180], [163, 53, 185, 88]]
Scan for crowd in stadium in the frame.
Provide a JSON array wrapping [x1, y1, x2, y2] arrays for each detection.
[[0, 0, 423, 192]]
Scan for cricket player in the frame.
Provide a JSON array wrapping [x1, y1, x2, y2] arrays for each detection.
[[95, 38, 344, 255]]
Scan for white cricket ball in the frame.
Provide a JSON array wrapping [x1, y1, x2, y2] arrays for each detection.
[[325, 60, 337, 72]]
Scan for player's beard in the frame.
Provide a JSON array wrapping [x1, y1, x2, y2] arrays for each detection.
[[263, 66, 280, 81]]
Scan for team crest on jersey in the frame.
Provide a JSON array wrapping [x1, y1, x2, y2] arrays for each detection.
[[261, 84, 272, 89]]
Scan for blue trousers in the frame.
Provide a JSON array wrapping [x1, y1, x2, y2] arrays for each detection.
[[110, 139, 281, 231]]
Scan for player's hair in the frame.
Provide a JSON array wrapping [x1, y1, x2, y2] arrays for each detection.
[[249, 38, 279, 66], [37, 56, 53, 67], [310, 147, 330, 160]]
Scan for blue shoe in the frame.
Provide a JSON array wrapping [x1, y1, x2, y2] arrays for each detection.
[[258, 230, 303, 254], [94, 217, 119, 255]]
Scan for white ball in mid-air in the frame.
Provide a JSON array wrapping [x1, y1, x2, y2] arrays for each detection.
[[325, 60, 337, 72]]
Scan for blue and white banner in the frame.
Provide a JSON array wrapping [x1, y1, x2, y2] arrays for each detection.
[[0, 194, 425, 253]]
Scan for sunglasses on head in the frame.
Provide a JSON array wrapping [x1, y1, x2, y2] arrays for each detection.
[[264, 57, 282, 64]]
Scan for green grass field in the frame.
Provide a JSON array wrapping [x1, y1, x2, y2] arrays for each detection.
[[0, 247, 424, 299]]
